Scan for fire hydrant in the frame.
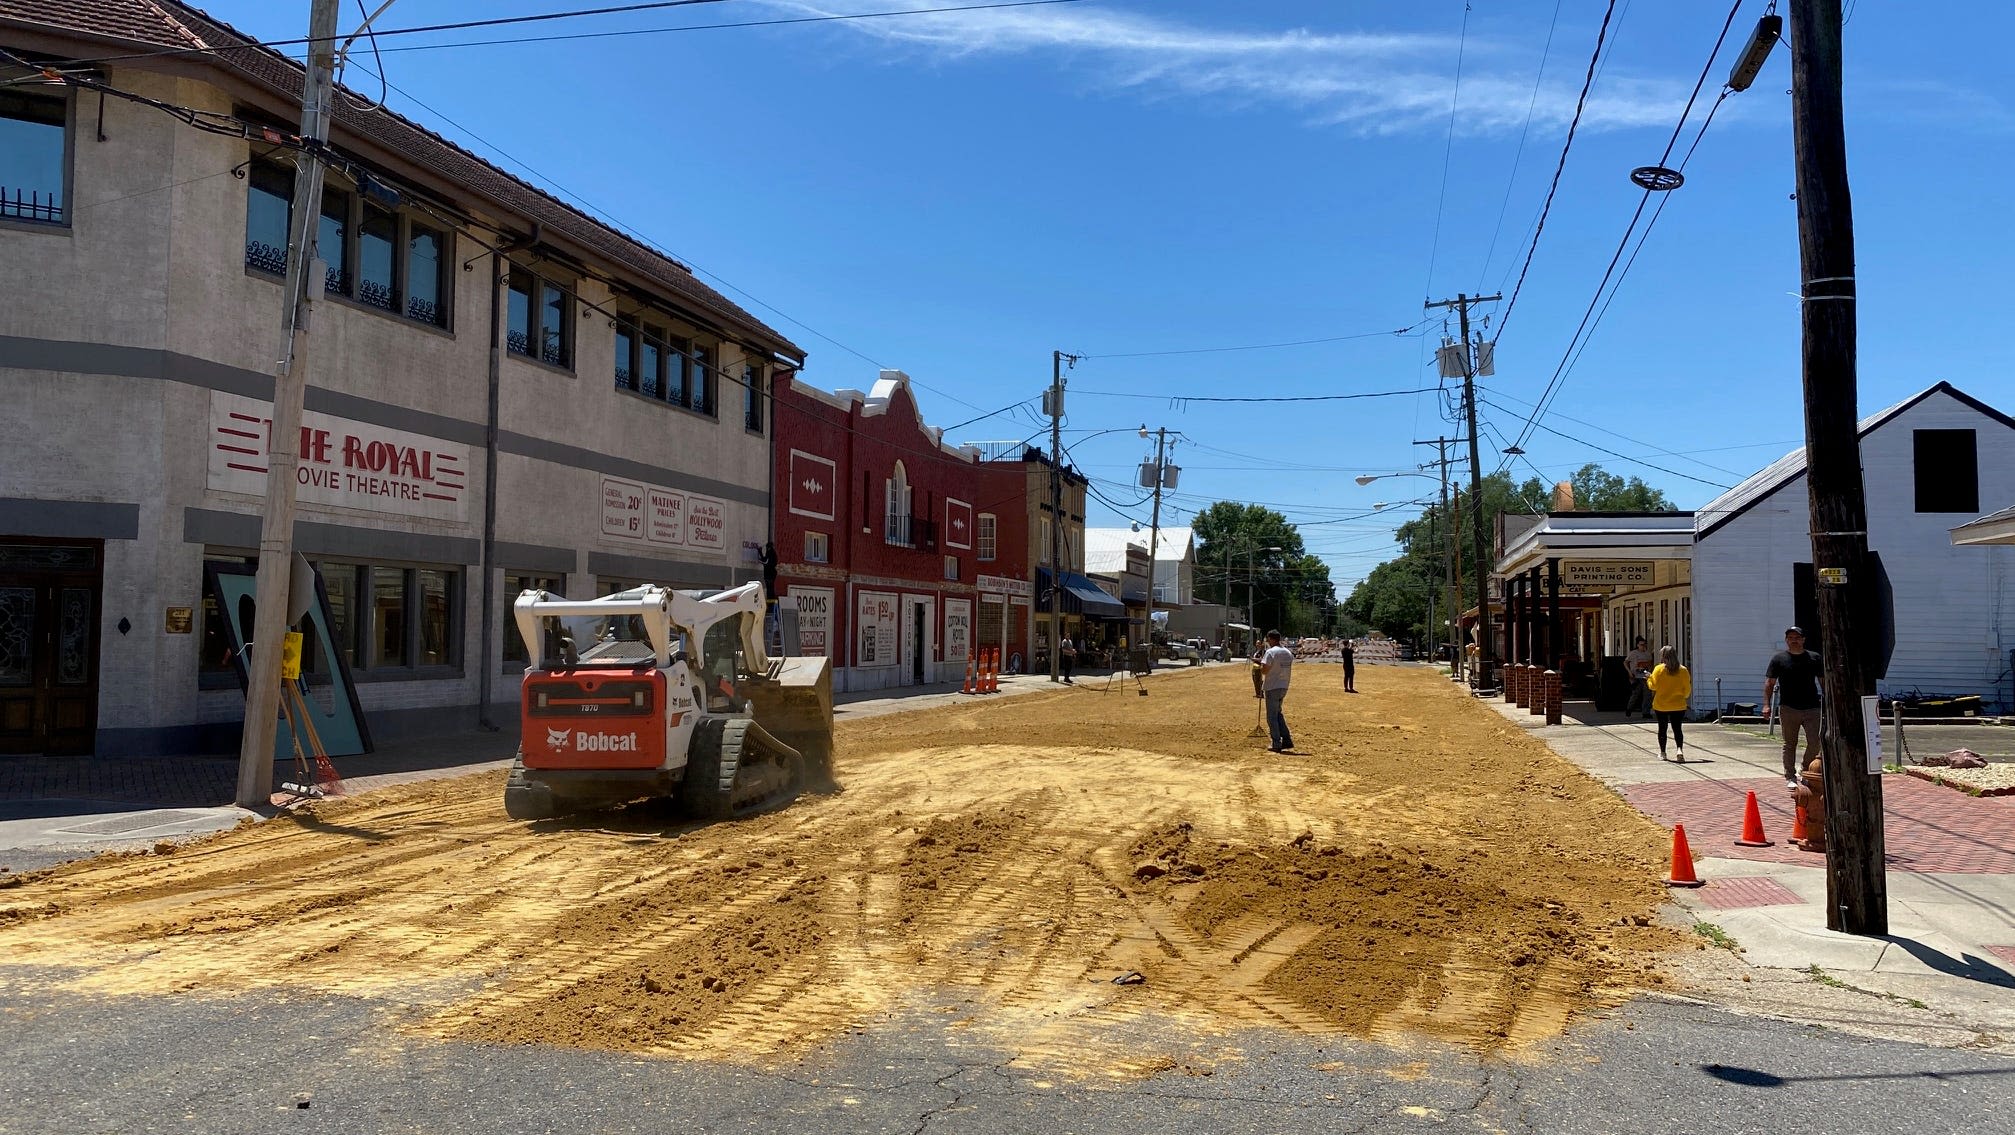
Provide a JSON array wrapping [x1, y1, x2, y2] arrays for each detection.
[[1793, 756, 1825, 852]]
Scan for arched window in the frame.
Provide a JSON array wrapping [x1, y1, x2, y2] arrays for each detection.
[[884, 462, 912, 546]]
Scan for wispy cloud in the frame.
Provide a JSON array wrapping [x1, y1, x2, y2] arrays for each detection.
[[765, 3, 1693, 135]]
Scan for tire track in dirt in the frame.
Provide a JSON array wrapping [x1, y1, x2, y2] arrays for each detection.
[[0, 666, 1689, 1071]]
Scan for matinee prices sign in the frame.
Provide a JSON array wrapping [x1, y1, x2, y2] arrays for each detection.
[[600, 475, 728, 552], [207, 392, 470, 523]]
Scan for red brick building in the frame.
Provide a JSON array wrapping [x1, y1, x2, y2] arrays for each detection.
[[772, 371, 1023, 691]]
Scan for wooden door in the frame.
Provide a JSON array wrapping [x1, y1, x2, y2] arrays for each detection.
[[0, 540, 102, 755]]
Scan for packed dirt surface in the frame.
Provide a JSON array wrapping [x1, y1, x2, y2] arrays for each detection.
[[0, 664, 1688, 1072]]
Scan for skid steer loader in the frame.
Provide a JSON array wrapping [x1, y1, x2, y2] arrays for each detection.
[[504, 582, 834, 821]]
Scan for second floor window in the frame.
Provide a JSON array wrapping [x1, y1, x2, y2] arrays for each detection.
[[507, 267, 572, 368], [885, 462, 912, 546], [244, 162, 450, 328], [744, 363, 765, 434], [805, 531, 829, 563], [977, 513, 996, 561], [0, 87, 68, 225]]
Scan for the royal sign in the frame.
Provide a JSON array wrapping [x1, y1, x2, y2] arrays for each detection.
[[207, 392, 470, 522]]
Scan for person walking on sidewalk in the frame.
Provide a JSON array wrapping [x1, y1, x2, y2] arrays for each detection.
[[1059, 635, 1077, 684], [1645, 645, 1692, 762], [1764, 626, 1822, 790], [1624, 637, 1653, 718], [1339, 638, 1357, 693], [1260, 630, 1296, 753]]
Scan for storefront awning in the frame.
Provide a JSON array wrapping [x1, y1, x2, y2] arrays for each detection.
[[1037, 568, 1129, 619]]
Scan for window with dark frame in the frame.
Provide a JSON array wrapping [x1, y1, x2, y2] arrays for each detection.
[[503, 573, 562, 664], [688, 342, 716, 415], [744, 362, 765, 433], [505, 267, 578, 367], [0, 87, 68, 225], [199, 559, 460, 683], [1912, 428, 1979, 514], [244, 162, 451, 329]]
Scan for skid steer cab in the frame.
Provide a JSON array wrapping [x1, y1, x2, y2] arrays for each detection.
[[506, 583, 834, 822]]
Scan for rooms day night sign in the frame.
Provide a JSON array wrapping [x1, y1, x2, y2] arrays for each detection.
[[207, 391, 471, 523]]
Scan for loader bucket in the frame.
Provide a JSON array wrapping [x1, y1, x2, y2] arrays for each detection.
[[744, 655, 837, 792]]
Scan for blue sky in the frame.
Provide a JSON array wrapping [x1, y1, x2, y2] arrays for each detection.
[[205, 0, 2015, 590]]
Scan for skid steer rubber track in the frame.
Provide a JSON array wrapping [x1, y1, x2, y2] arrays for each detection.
[[503, 753, 561, 821], [679, 717, 805, 822]]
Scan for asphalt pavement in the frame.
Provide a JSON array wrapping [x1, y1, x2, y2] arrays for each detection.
[[1, 973, 2007, 1135]]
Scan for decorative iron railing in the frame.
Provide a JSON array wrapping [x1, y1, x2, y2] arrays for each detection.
[[0, 186, 63, 224], [245, 240, 288, 275]]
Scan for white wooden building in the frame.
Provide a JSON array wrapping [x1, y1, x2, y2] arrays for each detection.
[[1690, 383, 2015, 714]]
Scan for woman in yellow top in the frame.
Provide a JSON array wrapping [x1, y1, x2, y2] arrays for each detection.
[[1645, 645, 1693, 762]]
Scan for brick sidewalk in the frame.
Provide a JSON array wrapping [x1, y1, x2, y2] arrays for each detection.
[[1621, 774, 2015, 874]]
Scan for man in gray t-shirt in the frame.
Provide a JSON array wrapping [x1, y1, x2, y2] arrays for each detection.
[[1624, 637, 1652, 718], [1259, 630, 1295, 753]]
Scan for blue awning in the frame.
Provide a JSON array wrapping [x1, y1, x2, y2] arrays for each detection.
[[1036, 568, 1129, 619]]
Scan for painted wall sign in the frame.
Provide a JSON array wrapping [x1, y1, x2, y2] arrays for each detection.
[[791, 586, 833, 657], [857, 589, 898, 668], [599, 475, 728, 554], [1560, 561, 1655, 588], [944, 598, 972, 662], [944, 498, 973, 550], [685, 493, 727, 550], [788, 449, 837, 520], [207, 391, 470, 522], [976, 574, 1033, 599]]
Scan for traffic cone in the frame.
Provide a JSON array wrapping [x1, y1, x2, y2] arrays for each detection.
[[1664, 824, 1704, 887], [1791, 802, 1808, 843], [983, 650, 997, 693], [1734, 791, 1775, 847], [962, 655, 977, 695]]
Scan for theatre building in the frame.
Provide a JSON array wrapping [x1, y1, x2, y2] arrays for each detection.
[[770, 371, 993, 693], [0, 2, 801, 755]]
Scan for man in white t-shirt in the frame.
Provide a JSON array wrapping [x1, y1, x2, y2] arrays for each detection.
[[1259, 630, 1296, 753]]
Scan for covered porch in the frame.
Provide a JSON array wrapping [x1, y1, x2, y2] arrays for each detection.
[[1493, 512, 1695, 712]]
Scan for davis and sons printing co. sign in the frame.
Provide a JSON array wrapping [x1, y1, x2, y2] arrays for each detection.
[[207, 391, 470, 522], [600, 475, 728, 552]]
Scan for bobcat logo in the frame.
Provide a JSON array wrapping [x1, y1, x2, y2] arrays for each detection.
[[545, 727, 571, 750]]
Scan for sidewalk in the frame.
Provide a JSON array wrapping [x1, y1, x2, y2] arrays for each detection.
[[0, 664, 1086, 872], [1483, 686, 2015, 1037]]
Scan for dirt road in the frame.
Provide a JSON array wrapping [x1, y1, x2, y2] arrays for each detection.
[[0, 664, 1686, 1072]]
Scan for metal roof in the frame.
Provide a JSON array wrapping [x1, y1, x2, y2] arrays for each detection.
[[1694, 382, 2015, 540]]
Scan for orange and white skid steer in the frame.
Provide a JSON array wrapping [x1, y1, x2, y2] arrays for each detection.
[[505, 582, 833, 821]]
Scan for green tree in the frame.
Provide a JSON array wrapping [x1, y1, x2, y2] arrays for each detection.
[[1192, 502, 1334, 635], [1382, 463, 1678, 619]]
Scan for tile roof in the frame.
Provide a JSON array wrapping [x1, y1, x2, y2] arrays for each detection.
[[0, 0, 804, 360]]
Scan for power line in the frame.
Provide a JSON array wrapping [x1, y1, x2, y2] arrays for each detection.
[[1071, 386, 1439, 406], [1506, 1, 1748, 452], [1422, 1, 1473, 297], [1477, 0, 1564, 289], [1483, 383, 1750, 478], [1482, 397, 1733, 489], [1078, 320, 1430, 360], [1491, 0, 1620, 344], [30, 0, 1084, 68], [367, 0, 1091, 56]]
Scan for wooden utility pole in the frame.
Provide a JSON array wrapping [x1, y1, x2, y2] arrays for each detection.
[[1415, 437, 1462, 673], [1142, 426, 1170, 648], [237, 0, 340, 808], [1790, 0, 1885, 934], [1425, 293, 1501, 690], [1045, 351, 1077, 682]]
